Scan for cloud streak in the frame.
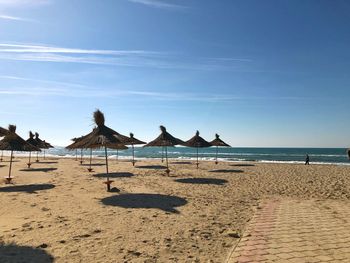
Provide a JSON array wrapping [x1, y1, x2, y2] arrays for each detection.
[[127, 0, 187, 10], [0, 42, 252, 71], [0, 14, 34, 21], [0, 0, 50, 7], [0, 76, 309, 102]]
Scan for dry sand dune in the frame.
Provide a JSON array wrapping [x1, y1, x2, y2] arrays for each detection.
[[0, 157, 350, 262]]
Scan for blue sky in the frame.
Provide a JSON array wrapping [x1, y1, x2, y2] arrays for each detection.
[[0, 0, 349, 147]]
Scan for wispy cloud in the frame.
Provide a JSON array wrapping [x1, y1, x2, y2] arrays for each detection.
[[0, 76, 308, 102], [0, 0, 50, 7], [127, 0, 187, 10], [0, 42, 252, 71]]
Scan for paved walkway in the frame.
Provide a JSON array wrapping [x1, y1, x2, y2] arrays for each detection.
[[227, 198, 350, 263]]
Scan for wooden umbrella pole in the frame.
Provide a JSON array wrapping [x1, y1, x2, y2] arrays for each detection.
[[116, 149, 119, 162], [104, 145, 111, 191], [215, 146, 219, 164], [165, 146, 170, 175], [44, 150, 46, 160], [75, 149, 78, 161], [36, 151, 39, 162], [88, 148, 92, 172], [80, 149, 83, 164], [8, 150, 13, 182], [132, 144, 135, 166], [161, 146, 164, 163], [0, 150, 3, 162], [28, 151, 32, 168], [196, 147, 199, 169]]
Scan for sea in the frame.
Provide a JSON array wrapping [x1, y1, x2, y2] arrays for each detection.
[[29, 147, 350, 166]]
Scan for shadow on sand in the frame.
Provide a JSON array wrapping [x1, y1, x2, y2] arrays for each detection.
[[175, 178, 228, 185], [209, 169, 244, 173], [170, 161, 192, 165], [135, 165, 167, 170], [93, 172, 135, 178], [0, 184, 55, 194], [231, 164, 255, 167], [20, 168, 58, 173], [0, 243, 54, 263], [0, 165, 6, 168], [36, 161, 58, 164], [81, 163, 105, 167], [101, 193, 187, 213]]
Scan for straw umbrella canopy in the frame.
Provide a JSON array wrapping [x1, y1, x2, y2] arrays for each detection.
[[183, 131, 211, 169], [109, 143, 128, 163], [126, 133, 146, 166], [42, 140, 54, 159], [0, 127, 7, 162], [210, 133, 231, 164], [144, 125, 184, 175], [0, 126, 8, 137], [68, 110, 126, 191], [0, 125, 40, 183], [67, 136, 88, 163], [33, 133, 46, 162], [26, 131, 41, 168]]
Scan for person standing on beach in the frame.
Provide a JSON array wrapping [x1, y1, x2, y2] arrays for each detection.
[[305, 154, 310, 165]]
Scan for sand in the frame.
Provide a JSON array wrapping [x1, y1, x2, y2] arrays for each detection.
[[0, 156, 350, 262]]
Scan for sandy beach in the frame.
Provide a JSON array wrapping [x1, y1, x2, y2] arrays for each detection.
[[0, 157, 350, 262]]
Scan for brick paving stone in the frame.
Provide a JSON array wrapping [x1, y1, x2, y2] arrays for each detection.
[[226, 198, 350, 263]]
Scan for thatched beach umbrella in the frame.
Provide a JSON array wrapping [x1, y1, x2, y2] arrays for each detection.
[[144, 126, 184, 175], [0, 127, 8, 162], [34, 133, 45, 162], [67, 135, 91, 164], [0, 127, 6, 162], [68, 110, 126, 191], [210, 134, 230, 164], [0, 127, 7, 137], [0, 125, 40, 183], [26, 131, 40, 168], [126, 133, 146, 166], [42, 140, 54, 159], [109, 143, 128, 162], [183, 131, 211, 169]]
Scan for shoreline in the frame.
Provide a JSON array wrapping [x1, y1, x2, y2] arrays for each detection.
[[1, 157, 350, 262], [1, 153, 350, 166]]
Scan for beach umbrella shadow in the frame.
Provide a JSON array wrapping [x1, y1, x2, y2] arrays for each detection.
[[170, 161, 192, 165], [175, 178, 228, 185], [93, 172, 135, 178], [209, 169, 244, 173], [19, 168, 58, 173], [0, 184, 55, 194], [135, 165, 167, 170], [0, 243, 54, 263], [36, 161, 58, 165], [101, 193, 187, 213], [231, 164, 255, 167]]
